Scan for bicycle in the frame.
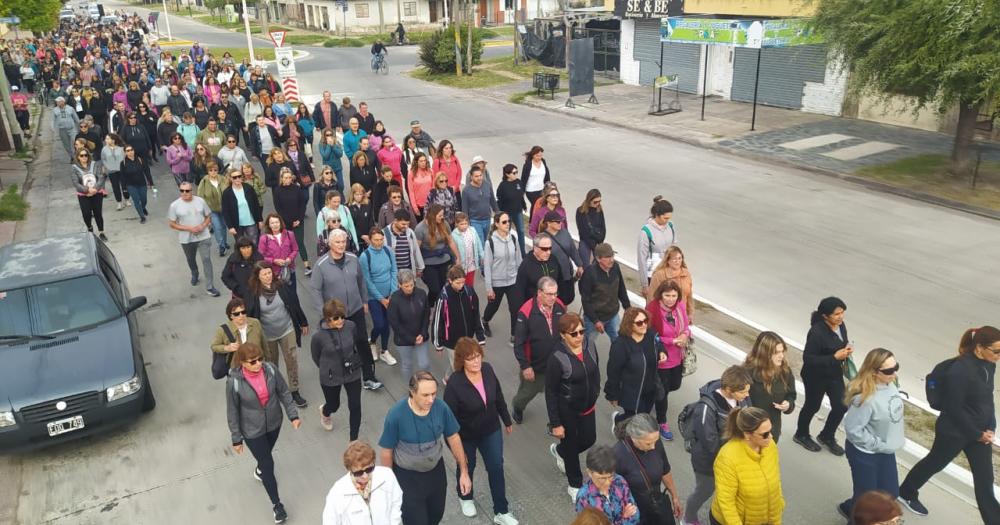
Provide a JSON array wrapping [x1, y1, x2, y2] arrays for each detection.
[[371, 53, 388, 75]]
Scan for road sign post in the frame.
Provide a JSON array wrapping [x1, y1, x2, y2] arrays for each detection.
[[269, 30, 287, 48], [274, 47, 299, 102]]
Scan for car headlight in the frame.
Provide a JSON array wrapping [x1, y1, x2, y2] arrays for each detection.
[[106, 376, 142, 402], [0, 411, 15, 428]]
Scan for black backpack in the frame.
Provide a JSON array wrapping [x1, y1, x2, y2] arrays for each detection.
[[677, 400, 702, 453], [925, 357, 957, 410]]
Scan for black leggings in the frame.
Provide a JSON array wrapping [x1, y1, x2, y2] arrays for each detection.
[[556, 406, 597, 488], [655, 366, 684, 425], [320, 380, 362, 440], [483, 284, 517, 336], [78, 194, 105, 232], [347, 310, 376, 382], [108, 172, 129, 203], [795, 375, 847, 440], [244, 427, 282, 505], [901, 424, 1000, 524], [395, 459, 447, 525], [422, 262, 450, 308]]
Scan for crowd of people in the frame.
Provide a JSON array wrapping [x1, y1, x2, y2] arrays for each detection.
[[10, 8, 998, 525]]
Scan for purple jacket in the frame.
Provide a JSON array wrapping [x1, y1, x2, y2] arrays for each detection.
[[258, 230, 300, 274], [165, 145, 193, 175]]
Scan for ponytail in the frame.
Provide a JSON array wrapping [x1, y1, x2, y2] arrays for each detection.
[[723, 406, 770, 441], [958, 325, 1000, 356]]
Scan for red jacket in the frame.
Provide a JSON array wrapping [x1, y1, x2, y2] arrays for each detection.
[[433, 156, 463, 192], [645, 299, 690, 370]]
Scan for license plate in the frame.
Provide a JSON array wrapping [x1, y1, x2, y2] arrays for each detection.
[[47, 415, 85, 437]]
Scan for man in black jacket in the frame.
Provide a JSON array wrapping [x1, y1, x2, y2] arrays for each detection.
[[312, 90, 338, 131], [512, 234, 563, 311], [249, 115, 280, 161], [166, 85, 190, 118], [221, 170, 263, 245], [579, 243, 630, 346], [511, 277, 565, 424]]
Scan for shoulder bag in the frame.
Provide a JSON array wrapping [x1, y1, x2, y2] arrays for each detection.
[[624, 439, 675, 525], [212, 324, 236, 380]]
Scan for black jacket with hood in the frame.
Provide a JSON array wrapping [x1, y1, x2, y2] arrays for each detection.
[[689, 379, 751, 475]]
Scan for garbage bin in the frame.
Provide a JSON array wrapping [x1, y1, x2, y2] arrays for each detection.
[[533, 72, 559, 100]]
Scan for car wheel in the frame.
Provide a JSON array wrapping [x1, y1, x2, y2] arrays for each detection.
[[142, 373, 156, 412]]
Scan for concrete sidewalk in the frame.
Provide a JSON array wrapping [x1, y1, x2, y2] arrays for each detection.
[[0, 103, 46, 247]]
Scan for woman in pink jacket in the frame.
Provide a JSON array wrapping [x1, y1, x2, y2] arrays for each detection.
[[645, 279, 691, 441], [376, 135, 404, 185], [203, 76, 222, 106], [407, 152, 434, 218], [258, 213, 301, 288], [164, 133, 194, 186], [432, 139, 462, 193]]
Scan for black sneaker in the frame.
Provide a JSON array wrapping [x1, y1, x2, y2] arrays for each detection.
[[818, 436, 845, 456], [273, 502, 288, 523], [837, 500, 851, 521], [483, 319, 492, 338], [206, 288, 221, 297], [219, 246, 227, 257], [511, 406, 523, 424], [793, 434, 822, 452], [99, 232, 108, 241], [190, 276, 199, 286], [291, 391, 308, 408], [900, 496, 929, 516]]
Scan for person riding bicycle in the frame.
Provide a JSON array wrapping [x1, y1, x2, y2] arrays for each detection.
[[371, 40, 387, 71], [395, 23, 406, 45]]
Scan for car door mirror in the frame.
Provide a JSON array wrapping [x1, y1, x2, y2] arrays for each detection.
[[126, 296, 147, 314]]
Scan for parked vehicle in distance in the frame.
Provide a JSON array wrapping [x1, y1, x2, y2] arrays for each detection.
[[59, 9, 76, 22], [87, 4, 101, 20], [0, 233, 155, 452], [100, 15, 120, 26]]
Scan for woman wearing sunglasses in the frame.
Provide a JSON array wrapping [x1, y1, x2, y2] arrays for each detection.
[[211, 298, 267, 367], [546, 312, 601, 500], [837, 348, 904, 520], [311, 299, 364, 439], [605, 308, 667, 426], [710, 407, 784, 525], [70, 146, 109, 240], [322, 440, 403, 525], [226, 342, 302, 524]]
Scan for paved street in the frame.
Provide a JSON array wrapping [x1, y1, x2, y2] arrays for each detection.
[[0, 4, 993, 524]]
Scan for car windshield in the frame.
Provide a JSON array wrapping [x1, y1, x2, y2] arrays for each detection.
[[0, 275, 121, 337]]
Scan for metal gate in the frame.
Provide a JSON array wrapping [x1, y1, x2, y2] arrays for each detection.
[[574, 27, 621, 78], [730, 45, 828, 109], [633, 20, 700, 92]]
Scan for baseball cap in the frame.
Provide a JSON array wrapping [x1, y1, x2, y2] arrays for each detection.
[[594, 243, 615, 258], [543, 211, 562, 223], [409, 120, 420, 127]]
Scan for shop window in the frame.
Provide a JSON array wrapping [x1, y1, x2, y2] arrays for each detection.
[[404, 2, 417, 16], [356, 3, 370, 17]]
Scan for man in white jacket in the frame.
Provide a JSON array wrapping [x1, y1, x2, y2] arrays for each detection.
[[323, 441, 402, 525]]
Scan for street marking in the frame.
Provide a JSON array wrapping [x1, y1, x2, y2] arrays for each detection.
[[483, 40, 513, 48], [823, 141, 900, 160], [778, 133, 854, 151]]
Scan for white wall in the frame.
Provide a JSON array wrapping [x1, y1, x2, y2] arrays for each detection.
[[706, 44, 732, 99], [619, 19, 640, 86], [801, 54, 847, 116], [524, 0, 561, 19], [291, 0, 432, 31]]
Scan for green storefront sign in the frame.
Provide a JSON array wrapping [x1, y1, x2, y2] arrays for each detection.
[[660, 17, 821, 48]]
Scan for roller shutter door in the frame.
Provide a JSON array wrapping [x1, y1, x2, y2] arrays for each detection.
[[730, 44, 828, 109], [633, 19, 701, 92]]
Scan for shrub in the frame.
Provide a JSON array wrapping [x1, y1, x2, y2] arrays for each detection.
[[418, 27, 483, 74], [0, 185, 28, 221]]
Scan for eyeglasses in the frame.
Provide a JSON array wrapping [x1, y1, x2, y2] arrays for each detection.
[[564, 329, 585, 337], [878, 363, 900, 375], [634, 319, 647, 326], [329, 219, 341, 224], [350, 464, 376, 478], [592, 200, 602, 206], [230, 175, 243, 180], [230, 310, 247, 317], [78, 153, 90, 158], [244, 357, 262, 365], [754, 430, 772, 440], [498, 220, 509, 224], [227, 139, 236, 143], [536, 246, 552, 251], [179, 188, 192, 193], [547, 193, 560, 198]]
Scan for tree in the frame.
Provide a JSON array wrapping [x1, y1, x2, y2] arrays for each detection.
[[0, 0, 62, 34], [812, 0, 1000, 175]]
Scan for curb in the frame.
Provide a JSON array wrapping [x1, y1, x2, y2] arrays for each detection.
[[514, 99, 1000, 222]]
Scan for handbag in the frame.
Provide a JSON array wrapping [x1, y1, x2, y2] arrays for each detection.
[[842, 354, 858, 380], [212, 324, 236, 380], [681, 339, 698, 377], [624, 439, 675, 525]]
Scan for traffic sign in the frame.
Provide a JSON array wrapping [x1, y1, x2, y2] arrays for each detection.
[[275, 46, 296, 77], [269, 30, 287, 48], [335, 0, 348, 12], [282, 78, 299, 103], [0, 16, 21, 24]]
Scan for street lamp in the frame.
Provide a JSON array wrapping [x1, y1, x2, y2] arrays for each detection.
[[241, 0, 255, 64]]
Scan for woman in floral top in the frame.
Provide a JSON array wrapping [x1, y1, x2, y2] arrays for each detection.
[[427, 172, 459, 226], [574, 445, 640, 525]]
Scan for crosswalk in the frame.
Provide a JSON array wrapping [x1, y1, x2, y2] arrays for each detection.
[[778, 133, 901, 160]]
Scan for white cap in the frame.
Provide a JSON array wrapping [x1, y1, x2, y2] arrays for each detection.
[[10, 86, 18, 91], [471, 155, 484, 165]]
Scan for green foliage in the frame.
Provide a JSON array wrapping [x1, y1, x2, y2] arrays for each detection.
[[418, 27, 483, 74], [0, 0, 62, 33], [0, 185, 28, 221], [811, 0, 1000, 109]]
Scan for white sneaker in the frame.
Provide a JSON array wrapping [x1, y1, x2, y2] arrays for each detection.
[[567, 486, 579, 501], [493, 512, 519, 525], [116, 202, 124, 211], [550, 443, 565, 473], [380, 350, 397, 365], [460, 499, 477, 517], [125, 198, 132, 207], [319, 405, 333, 431], [370, 341, 380, 361]]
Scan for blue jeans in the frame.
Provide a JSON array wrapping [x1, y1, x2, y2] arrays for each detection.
[[458, 428, 509, 515], [210, 211, 228, 250], [126, 185, 148, 219], [396, 342, 430, 381], [368, 300, 390, 350], [844, 441, 899, 509], [510, 212, 526, 255], [583, 312, 620, 346], [470, 218, 490, 250]]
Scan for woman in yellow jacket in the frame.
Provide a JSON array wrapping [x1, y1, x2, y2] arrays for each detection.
[[710, 407, 784, 525]]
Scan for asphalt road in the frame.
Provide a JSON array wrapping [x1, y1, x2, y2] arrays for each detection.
[[0, 5, 990, 525]]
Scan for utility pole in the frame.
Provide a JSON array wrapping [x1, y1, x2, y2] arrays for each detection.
[[260, 0, 270, 52], [0, 69, 24, 151], [161, 0, 173, 40], [452, 0, 462, 76], [512, 0, 519, 65], [395, 0, 401, 27], [241, 0, 255, 65], [466, 3, 473, 74], [377, 0, 385, 34]]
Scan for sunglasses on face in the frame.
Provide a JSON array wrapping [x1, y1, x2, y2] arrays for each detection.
[[244, 357, 262, 365], [78, 153, 90, 158], [878, 363, 900, 375], [548, 193, 559, 198], [230, 310, 247, 317], [329, 219, 341, 224], [179, 188, 192, 193], [330, 315, 344, 321], [227, 139, 236, 143], [498, 220, 509, 225], [634, 318, 647, 326], [564, 329, 585, 338], [351, 465, 376, 478], [230, 175, 243, 180], [536, 246, 552, 251]]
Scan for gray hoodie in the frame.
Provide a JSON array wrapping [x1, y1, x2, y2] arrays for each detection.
[[309, 251, 368, 316], [483, 231, 521, 291], [226, 362, 299, 444], [844, 383, 905, 455]]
